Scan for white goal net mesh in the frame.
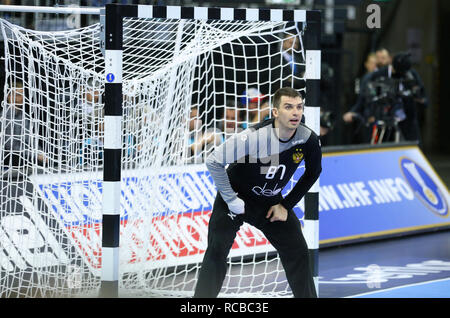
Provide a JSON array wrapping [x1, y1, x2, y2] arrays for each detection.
[[0, 15, 307, 297]]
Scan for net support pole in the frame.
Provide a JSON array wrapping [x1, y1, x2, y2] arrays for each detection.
[[100, 3, 138, 298], [99, 4, 128, 298], [100, 3, 122, 298], [303, 10, 321, 296]]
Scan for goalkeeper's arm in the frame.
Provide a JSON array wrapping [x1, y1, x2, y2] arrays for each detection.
[[279, 131, 322, 211], [205, 130, 251, 214]]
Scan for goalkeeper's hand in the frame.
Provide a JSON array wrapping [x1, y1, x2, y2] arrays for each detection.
[[227, 196, 245, 215], [266, 204, 288, 222]]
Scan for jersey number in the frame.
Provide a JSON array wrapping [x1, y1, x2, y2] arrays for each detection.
[[265, 164, 286, 180]]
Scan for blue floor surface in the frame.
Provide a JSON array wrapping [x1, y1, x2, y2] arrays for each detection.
[[350, 278, 450, 298], [318, 230, 450, 298]]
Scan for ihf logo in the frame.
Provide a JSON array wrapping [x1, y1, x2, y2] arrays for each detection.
[[400, 157, 448, 217], [106, 73, 115, 83]]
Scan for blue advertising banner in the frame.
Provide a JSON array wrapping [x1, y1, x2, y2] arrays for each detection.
[[290, 144, 449, 246], [15, 144, 447, 274]]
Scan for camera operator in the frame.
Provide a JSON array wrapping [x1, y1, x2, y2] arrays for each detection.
[[392, 53, 428, 144], [343, 51, 383, 144], [343, 52, 427, 145]]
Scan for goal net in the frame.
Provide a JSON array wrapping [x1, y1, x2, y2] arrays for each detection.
[[0, 6, 317, 298]]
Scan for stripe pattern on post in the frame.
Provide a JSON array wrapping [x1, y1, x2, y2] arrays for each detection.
[[99, 3, 125, 298], [304, 10, 321, 296]]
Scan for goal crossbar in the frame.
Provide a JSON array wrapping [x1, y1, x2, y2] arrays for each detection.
[[0, 5, 101, 15]]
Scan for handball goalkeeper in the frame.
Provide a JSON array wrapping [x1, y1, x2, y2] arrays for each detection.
[[194, 87, 322, 298]]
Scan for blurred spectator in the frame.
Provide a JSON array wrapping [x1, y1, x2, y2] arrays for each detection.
[[187, 105, 223, 163], [344, 52, 379, 120], [79, 78, 103, 123], [71, 78, 104, 168], [344, 52, 427, 145], [375, 48, 392, 68], [79, 111, 104, 167], [343, 52, 380, 143], [221, 104, 245, 136], [365, 52, 378, 73], [1, 81, 46, 168], [354, 53, 378, 96], [240, 88, 270, 129], [270, 32, 306, 93]]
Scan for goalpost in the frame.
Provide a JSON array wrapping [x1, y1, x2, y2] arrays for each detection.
[[0, 4, 320, 298]]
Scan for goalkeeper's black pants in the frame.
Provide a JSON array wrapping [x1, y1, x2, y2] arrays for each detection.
[[193, 193, 317, 298]]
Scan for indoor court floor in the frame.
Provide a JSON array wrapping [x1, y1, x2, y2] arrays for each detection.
[[318, 229, 450, 298], [319, 153, 449, 298]]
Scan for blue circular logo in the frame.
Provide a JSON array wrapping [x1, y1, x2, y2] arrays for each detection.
[[106, 73, 115, 83], [400, 157, 448, 217]]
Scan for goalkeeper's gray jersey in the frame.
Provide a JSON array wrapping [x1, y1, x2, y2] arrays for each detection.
[[205, 118, 322, 210]]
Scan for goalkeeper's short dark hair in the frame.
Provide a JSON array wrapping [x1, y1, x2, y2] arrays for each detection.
[[273, 87, 302, 109]]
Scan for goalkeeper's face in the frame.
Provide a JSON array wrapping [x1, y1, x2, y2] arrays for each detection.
[[273, 95, 304, 130]]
